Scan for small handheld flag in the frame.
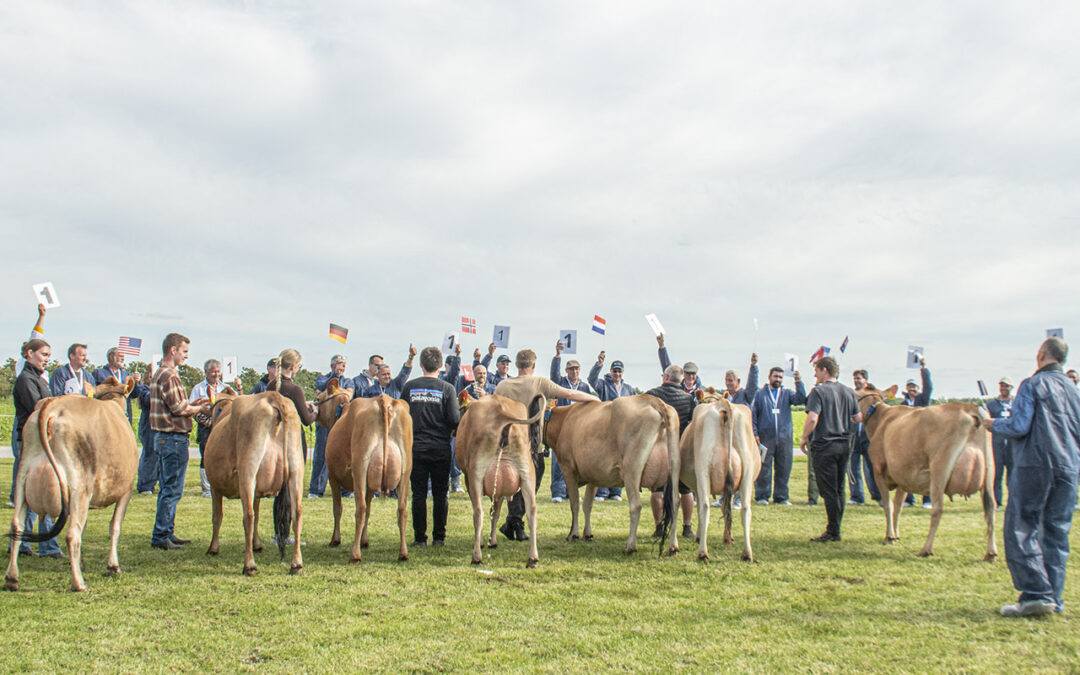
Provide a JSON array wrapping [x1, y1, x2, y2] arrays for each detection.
[[839, 336, 849, 354], [461, 316, 477, 334], [809, 346, 830, 363], [117, 337, 142, 357], [460, 365, 475, 383], [329, 323, 349, 344], [977, 380, 989, 397], [592, 315, 606, 335]]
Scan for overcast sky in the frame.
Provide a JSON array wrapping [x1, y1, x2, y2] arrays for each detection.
[[2, 1, 1078, 396]]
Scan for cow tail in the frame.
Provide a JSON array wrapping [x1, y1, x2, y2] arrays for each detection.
[[657, 481, 674, 556], [11, 399, 69, 543], [656, 402, 678, 556], [527, 395, 543, 459], [272, 395, 292, 560], [380, 395, 391, 493]]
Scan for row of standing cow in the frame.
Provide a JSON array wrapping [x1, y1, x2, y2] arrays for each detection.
[[4, 375, 997, 592]]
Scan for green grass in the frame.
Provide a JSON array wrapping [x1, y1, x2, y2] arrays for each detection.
[[1, 457, 1078, 673]]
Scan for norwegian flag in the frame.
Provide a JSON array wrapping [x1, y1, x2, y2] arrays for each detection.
[[809, 345, 830, 363], [117, 337, 142, 357], [592, 315, 606, 335], [461, 316, 477, 334]]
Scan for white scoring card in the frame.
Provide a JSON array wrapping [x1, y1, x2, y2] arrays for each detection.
[[222, 356, 238, 381], [1047, 328, 1064, 339], [906, 346, 924, 369], [492, 325, 510, 349], [559, 330, 578, 355], [32, 281, 61, 308], [644, 313, 665, 337], [443, 331, 457, 355], [783, 353, 798, 377]]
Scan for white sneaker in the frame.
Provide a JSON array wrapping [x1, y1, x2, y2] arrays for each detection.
[[454, 486, 466, 494], [710, 497, 722, 507], [611, 495, 622, 502], [139, 491, 153, 496], [756, 499, 769, 505], [307, 493, 321, 499], [594, 497, 606, 502], [922, 502, 933, 509], [551, 497, 564, 503], [1000, 600, 1056, 617], [6, 500, 15, 508]]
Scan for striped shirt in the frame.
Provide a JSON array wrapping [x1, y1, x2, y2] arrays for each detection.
[[150, 365, 192, 434]]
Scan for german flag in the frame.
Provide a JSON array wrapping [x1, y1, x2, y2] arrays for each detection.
[[329, 323, 348, 344]]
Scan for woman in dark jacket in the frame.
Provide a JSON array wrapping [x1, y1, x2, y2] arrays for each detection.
[[266, 349, 317, 453], [11, 338, 63, 558]]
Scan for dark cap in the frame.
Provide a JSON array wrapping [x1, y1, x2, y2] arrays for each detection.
[[683, 361, 699, 374], [611, 360, 624, 371], [497, 354, 511, 363], [267, 358, 278, 368]]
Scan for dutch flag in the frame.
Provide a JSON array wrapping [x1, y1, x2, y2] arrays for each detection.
[[592, 315, 606, 335]]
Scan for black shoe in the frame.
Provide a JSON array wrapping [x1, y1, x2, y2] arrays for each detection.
[[499, 521, 515, 541], [514, 527, 530, 542], [651, 523, 664, 538], [170, 535, 191, 545], [810, 532, 840, 543], [411, 539, 427, 547], [151, 539, 183, 550], [681, 525, 695, 539], [432, 539, 445, 547]]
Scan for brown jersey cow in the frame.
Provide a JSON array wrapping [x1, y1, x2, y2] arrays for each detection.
[[857, 384, 997, 561], [545, 395, 681, 556], [204, 389, 305, 576], [680, 389, 761, 562], [325, 394, 413, 563], [5, 377, 138, 592], [454, 393, 545, 568]]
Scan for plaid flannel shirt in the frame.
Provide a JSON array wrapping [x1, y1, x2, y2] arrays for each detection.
[[150, 365, 192, 434]]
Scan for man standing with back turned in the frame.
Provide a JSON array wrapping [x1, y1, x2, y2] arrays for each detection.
[[983, 337, 1080, 617]]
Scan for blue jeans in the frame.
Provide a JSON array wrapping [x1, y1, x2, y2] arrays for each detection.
[[152, 432, 190, 544], [10, 433, 62, 556], [848, 447, 880, 503], [596, 487, 622, 500], [137, 427, 158, 493], [1004, 465, 1078, 610], [755, 435, 793, 503], [550, 456, 567, 499], [450, 439, 462, 480], [309, 425, 330, 496]]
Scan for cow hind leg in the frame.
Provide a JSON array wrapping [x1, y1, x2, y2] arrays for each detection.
[[471, 476, 485, 564], [207, 491, 224, 556], [251, 498, 263, 553], [919, 484, 945, 557], [350, 482, 368, 564], [67, 491, 92, 592], [241, 487, 257, 576], [564, 475, 581, 541], [105, 492, 132, 576], [4, 483, 30, 591], [488, 498, 504, 549], [523, 469, 539, 569], [289, 463, 304, 575], [624, 477, 642, 555], [695, 485, 710, 562], [328, 477, 343, 548], [982, 487, 998, 562], [582, 484, 597, 541], [890, 489, 907, 543], [396, 475, 409, 562], [740, 485, 754, 562]]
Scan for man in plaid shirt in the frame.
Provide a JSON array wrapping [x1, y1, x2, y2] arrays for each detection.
[[149, 333, 208, 550]]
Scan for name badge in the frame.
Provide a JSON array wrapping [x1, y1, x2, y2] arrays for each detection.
[[1002, 410, 1010, 418], [772, 408, 780, 415]]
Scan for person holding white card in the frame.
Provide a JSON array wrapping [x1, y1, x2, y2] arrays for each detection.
[[751, 365, 806, 505], [360, 345, 416, 399], [49, 342, 95, 397], [985, 377, 1016, 509], [655, 334, 710, 395], [902, 356, 934, 508], [588, 351, 636, 502]]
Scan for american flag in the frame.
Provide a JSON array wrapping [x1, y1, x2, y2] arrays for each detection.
[[461, 316, 477, 334], [117, 336, 142, 357]]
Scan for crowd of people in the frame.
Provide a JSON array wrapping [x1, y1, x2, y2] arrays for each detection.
[[8, 303, 1080, 618]]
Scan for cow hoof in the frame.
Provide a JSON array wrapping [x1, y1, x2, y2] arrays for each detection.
[[882, 538, 897, 545], [252, 545, 263, 553], [724, 537, 734, 546], [71, 585, 87, 593], [105, 565, 121, 577], [697, 552, 709, 562], [984, 553, 998, 563], [471, 557, 482, 565], [349, 557, 362, 565], [328, 540, 340, 548], [206, 548, 218, 556], [567, 534, 579, 542], [3, 577, 18, 592], [398, 554, 409, 562], [624, 546, 637, 555], [361, 541, 369, 550], [584, 535, 594, 542], [487, 542, 498, 550], [741, 552, 754, 563], [918, 550, 933, 558], [242, 566, 257, 576], [289, 564, 303, 576], [526, 558, 539, 569], [666, 546, 678, 557]]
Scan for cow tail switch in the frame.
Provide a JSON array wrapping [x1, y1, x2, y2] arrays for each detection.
[[380, 395, 391, 494]]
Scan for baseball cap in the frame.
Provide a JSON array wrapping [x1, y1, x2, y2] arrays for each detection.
[[999, 376, 1014, 386], [905, 378, 918, 386], [497, 354, 511, 363], [566, 359, 581, 369], [683, 361, 699, 374], [266, 358, 278, 368], [611, 360, 625, 371]]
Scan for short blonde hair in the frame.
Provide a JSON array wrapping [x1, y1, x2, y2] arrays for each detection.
[[515, 349, 537, 370]]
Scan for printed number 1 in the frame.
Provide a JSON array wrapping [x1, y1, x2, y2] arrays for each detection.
[[40, 287, 53, 304], [497, 330, 503, 340], [563, 334, 572, 349]]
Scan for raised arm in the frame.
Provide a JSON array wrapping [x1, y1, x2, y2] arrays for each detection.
[[657, 334, 671, 372], [792, 375, 807, 405], [745, 353, 759, 397], [920, 365, 933, 404]]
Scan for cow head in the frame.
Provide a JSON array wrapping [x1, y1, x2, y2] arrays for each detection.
[[92, 376, 136, 406], [316, 377, 353, 428], [207, 385, 239, 424], [855, 384, 898, 417], [696, 386, 724, 404]]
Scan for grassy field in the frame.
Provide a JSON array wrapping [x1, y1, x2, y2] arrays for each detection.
[[2, 456, 1078, 673]]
